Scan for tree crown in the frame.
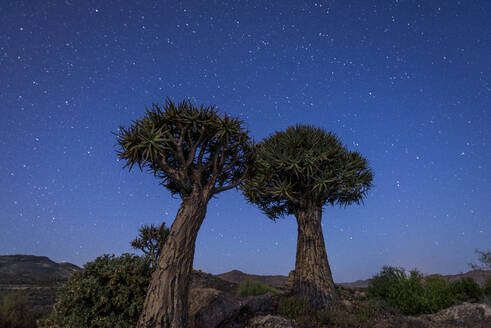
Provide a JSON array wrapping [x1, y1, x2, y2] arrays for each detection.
[[242, 124, 373, 219], [130, 223, 169, 268], [115, 98, 252, 199], [468, 249, 491, 270]]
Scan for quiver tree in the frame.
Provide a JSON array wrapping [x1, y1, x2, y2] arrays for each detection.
[[131, 223, 170, 268], [115, 98, 251, 328], [468, 249, 491, 270], [242, 124, 373, 308]]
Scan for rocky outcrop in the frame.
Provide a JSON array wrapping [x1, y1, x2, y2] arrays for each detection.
[[188, 288, 276, 328], [421, 302, 491, 322], [189, 288, 243, 328]]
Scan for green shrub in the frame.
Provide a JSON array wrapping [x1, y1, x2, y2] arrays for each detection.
[[367, 266, 458, 315], [237, 279, 278, 297], [0, 291, 37, 328], [422, 275, 454, 313], [277, 296, 315, 319], [367, 266, 407, 301], [368, 266, 488, 315], [483, 277, 491, 298], [368, 266, 426, 315], [50, 253, 151, 328], [450, 277, 482, 302], [392, 270, 426, 315]]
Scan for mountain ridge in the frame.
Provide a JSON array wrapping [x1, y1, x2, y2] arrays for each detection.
[[1, 254, 490, 289], [217, 268, 491, 289], [0, 254, 80, 285]]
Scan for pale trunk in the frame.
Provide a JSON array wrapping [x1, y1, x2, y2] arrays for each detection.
[[137, 192, 208, 328], [292, 204, 339, 308]]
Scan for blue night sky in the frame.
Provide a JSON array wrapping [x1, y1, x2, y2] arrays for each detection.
[[1, 0, 490, 283]]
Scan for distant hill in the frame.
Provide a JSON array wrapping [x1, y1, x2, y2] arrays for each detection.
[[191, 270, 239, 296], [0, 255, 81, 315], [1, 254, 489, 290], [434, 269, 491, 286], [338, 279, 372, 289], [217, 268, 491, 290], [0, 255, 80, 285], [217, 269, 288, 288]]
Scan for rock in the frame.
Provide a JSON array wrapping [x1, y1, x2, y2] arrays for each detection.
[[383, 316, 430, 328], [188, 288, 275, 328], [421, 302, 491, 322], [341, 299, 354, 311], [189, 288, 242, 328], [246, 315, 293, 328], [242, 293, 275, 315]]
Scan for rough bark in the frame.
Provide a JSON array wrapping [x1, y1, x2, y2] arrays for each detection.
[[292, 204, 339, 309], [137, 192, 209, 328]]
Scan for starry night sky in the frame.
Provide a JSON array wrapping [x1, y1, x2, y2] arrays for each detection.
[[1, 0, 490, 282]]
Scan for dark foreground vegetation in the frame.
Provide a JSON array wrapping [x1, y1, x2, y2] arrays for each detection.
[[1, 250, 490, 327]]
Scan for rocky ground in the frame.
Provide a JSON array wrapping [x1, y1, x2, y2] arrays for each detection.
[[2, 256, 490, 327], [189, 271, 491, 328]]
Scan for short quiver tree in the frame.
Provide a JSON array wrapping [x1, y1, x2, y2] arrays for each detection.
[[242, 124, 373, 308], [116, 98, 251, 328], [131, 222, 170, 268]]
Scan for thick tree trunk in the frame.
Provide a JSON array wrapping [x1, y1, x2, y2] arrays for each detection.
[[137, 193, 208, 328], [292, 204, 339, 309]]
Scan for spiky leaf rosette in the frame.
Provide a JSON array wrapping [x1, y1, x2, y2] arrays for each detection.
[[130, 223, 170, 268], [115, 98, 252, 198], [242, 124, 373, 219]]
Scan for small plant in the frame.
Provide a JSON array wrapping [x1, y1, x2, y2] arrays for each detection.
[[130, 222, 170, 268], [353, 300, 383, 322], [483, 277, 491, 298], [422, 275, 454, 313], [368, 266, 426, 315], [468, 249, 491, 270], [392, 269, 426, 315], [318, 303, 357, 326], [0, 291, 38, 328], [317, 300, 382, 327], [237, 279, 278, 297], [277, 296, 315, 319], [450, 277, 482, 302], [367, 266, 407, 301]]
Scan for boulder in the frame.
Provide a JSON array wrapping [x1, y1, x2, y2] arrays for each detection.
[[246, 315, 293, 328], [189, 288, 242, 328], [421, 302, 491, 322], [188, 288, 275, 328], [242, 293, 275, 315], [382, 317, 430, 328], [340, 299, 354, 311]]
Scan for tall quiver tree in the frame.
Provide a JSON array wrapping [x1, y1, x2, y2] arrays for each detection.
[[116, 98, 251, 328], [242, 125, 373, 308]]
